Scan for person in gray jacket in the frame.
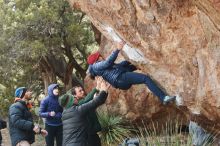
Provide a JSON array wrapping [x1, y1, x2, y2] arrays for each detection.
[[59, 78, 110, 146], [68, 77, 103, 146]]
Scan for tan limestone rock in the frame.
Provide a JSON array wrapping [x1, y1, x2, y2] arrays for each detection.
[[71, 0, 220, 132]]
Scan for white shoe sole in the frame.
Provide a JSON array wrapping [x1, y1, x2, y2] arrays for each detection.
[[175, 95, 184, 106]]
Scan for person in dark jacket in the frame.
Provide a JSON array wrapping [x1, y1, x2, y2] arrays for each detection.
[[69, 77, 103, 146], [9, 87, 47, 146], [87, 41, 176, 105], [39, 84, 63, 146], [0, 118, 7, 146], [59, 78, 110, 146]]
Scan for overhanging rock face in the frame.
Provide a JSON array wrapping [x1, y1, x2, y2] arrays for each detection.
[[69, 0, 220, 132]]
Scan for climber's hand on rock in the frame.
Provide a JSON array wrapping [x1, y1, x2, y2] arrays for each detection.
[[116, 41, 125, 50]]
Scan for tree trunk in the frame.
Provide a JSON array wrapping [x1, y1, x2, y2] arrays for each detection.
[[63, 61, 74, 90], [39, 57, 56, 95]]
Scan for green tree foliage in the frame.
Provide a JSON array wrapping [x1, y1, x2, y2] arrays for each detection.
[[0, 0, 97, 115]]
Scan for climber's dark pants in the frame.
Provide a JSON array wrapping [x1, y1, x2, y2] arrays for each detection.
[[116, 72, 166, 102]]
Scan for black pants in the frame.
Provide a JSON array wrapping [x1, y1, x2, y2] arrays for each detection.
[[45, 124, 62, 146], [88, 133, 101, 146]]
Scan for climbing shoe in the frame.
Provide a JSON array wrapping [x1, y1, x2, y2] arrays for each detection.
[[175, 94, 183, 106], [163, 95, 176, 105]]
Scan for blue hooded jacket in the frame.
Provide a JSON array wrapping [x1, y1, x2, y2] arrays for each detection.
[[88, 49, 137, 88], [39, 84, 63, 126]]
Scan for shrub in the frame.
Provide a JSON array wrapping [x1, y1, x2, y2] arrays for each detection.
[[98, 111, 134, 145]]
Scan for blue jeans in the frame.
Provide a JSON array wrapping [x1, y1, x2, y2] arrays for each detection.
[[116, 72, 166, 102]]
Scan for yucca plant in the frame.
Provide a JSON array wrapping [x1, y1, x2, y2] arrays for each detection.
[[97, 111, 134, 146]]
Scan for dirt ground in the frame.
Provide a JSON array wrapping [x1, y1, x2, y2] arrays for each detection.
[[1, 128, 46, 146], [1, 129, 10, 146]]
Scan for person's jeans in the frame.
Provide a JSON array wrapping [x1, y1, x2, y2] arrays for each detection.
[[88, 133, 101, 146], [116, 72, 166, 101], [45, 124, 63, 146]]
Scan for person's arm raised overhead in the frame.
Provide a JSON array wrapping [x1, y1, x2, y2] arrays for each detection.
[[115, 41, 125, 51], [79, 77, 102, 104], [77, 79, 110, 115], [92, 41, 125, 70]]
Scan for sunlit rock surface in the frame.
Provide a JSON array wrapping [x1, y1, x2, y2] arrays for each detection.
[[69, 0, 220, 132]]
